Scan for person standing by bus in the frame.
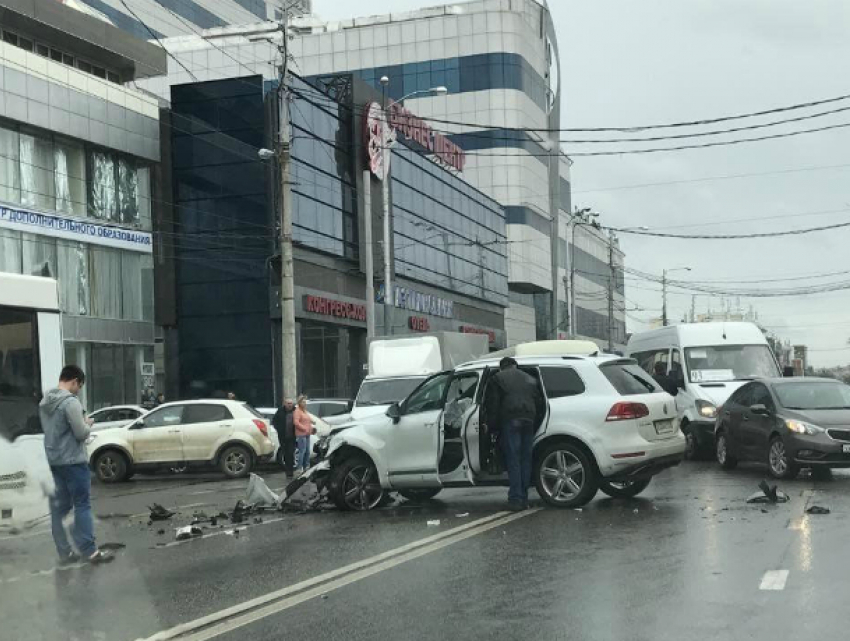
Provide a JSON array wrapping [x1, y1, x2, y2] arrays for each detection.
[[293, 395, 316, 475], [40, 366, 113, 565]]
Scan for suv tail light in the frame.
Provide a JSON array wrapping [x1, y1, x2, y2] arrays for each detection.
[[253, 419, 269, 437], [606, 402, 650, 421]]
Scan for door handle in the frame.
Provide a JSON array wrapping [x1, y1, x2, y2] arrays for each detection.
[[168, 429, 181, 434], [424, 422, 436, 428], [220, 424, 233, 428]]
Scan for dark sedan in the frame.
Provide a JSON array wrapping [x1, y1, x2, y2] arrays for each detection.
[[714, 377, 850, 479]]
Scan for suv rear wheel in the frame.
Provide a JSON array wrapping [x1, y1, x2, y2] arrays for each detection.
[[328, 456, 386, 511], [599, 477, 651, 499], [220, 444, 253, 479], [533, 441, 598, 508]]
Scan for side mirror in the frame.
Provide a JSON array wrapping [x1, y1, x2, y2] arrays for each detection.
[[131, 418, 145, 429], [386, 402, 401, 423], [750, 404, 770, 416]]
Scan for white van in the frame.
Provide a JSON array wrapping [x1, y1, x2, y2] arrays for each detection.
[[626, 322, 781, 459]]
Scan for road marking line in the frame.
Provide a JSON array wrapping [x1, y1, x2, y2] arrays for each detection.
[[138, 509, 538, 641], [759, 570, 789, 591]]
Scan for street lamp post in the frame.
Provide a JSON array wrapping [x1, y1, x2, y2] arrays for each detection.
[[662, 266, 691, 326], [377, 77, 448, 335]]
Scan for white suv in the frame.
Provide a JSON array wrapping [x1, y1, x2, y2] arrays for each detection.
[[87, 400, 275, 483], [314, 355, 685, 510]]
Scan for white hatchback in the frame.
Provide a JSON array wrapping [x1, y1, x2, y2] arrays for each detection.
[[87, 400, 275, 483], [314, 355, 685, 510], [88, 405, 148, 432]]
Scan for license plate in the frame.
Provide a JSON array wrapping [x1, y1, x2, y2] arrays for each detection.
[[842, 444, 850, 454], [654, 419, 675, 435]]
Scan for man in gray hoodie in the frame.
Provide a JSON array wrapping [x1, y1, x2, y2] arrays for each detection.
[[40, 365, 112, 564]]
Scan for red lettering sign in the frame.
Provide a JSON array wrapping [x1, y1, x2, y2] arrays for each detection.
[[303, 295, 367, 322], [459, 325, 496, 344], [408, 316, 430, 332], [383, 102, 466, 172]]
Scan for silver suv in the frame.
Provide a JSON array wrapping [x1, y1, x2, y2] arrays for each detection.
[[311, 355, 685, 510]]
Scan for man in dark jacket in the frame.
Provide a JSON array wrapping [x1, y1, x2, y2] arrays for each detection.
[[484, 357, 545, 511], [40, 365, 112, 564], [652, 362, 679, 397], [272, 398, 296, 479]]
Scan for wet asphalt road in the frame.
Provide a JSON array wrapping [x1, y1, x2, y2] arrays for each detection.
[[1, 461, 848, 641]]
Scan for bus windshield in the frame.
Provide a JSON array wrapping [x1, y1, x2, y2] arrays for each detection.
[[684, 344, 780, 383]]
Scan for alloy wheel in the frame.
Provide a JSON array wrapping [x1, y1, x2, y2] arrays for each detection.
[[342, 464, 384, 511], [539, 449, 586, 503], [224, 450, 248, 475], [769, 440, 788, 476], [98, 455, 118, 481]]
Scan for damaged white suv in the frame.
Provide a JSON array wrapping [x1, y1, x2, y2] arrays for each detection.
[[311, 354, 685, 510]]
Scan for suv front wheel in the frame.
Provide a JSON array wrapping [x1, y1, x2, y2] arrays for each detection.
[[328, 456, 386, 511], [533, 441, 598, 508]]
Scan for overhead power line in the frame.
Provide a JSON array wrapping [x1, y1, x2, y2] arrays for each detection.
[[608, 219, 850, 239]]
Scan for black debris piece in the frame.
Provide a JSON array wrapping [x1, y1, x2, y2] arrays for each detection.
[[253, 517, 263, 524], [806, 505, 831, 515], [148, 504, 175, 521], [98, 542, 126, 551], [157, 529, 165, 535], [231, 500, 254, 524], [210, 517, 218, 527], [747, 482, 789, 504], [761, 509, 769, 514]]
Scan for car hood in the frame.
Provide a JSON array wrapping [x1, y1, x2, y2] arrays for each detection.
[[783, 408, 850, 428], [327, 411, 392, 438], [692, 381, 747, 406]]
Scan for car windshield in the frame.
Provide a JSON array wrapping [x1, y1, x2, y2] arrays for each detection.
[[775, 381, 850, 410], [355, 378, 424, 406], [684, 344, 779, 383]]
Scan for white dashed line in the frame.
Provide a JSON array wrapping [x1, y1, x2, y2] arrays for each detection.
[[759, 570, 789, 590]]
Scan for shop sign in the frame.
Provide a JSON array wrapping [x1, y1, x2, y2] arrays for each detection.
[[303, 294, 367, 322], [408, 316, 430, 332], [394, 286, 453, 319], [0, 204, 153, 253], [364, 101, 466, 180], [459, 325, 496, 344]]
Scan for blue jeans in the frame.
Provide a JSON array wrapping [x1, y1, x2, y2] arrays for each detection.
[[296, 435, 311, 470], [50, 464, 96, 558], [500, 419, 534, 504]]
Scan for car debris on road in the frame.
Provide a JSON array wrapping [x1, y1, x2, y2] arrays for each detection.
[[148, 504, 175, 521], [806, 505, 831, 515], [746, 481, 789, 504], [175, 526, 203, 541]]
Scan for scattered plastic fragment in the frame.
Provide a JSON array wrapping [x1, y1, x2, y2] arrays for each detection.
[[427, 520, 441, 526], [157, 529, 165, 535], [574, 508, 583, 513], [806, 505, 831, 515], [148, 504, 175, 521], [247, 473, 280, 508], [175, 526, 202, 541], [455, 513, 470, 518], [98, 542, 126, 551]]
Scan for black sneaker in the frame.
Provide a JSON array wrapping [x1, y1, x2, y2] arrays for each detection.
[[58, 552, 81, 566], [85, 550, 115, 565], [506, 501, 525, 512]]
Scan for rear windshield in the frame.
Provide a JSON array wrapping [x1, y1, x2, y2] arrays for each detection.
[[242, 403, 267, 419], [600, 362, 660, 396]]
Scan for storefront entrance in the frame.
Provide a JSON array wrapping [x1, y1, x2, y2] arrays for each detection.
[[298, 321, 366, 399]]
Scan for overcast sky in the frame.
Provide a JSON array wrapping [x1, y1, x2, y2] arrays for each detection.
[[313, 0, 850, 368]]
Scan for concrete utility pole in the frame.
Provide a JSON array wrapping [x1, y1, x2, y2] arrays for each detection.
[[259, 12, 296, 402], [379, 77, 393, 335], [607, 233, 615, 352], [661, 270, 668, 327], [562, 274, 570, 336], [363, 171, 375, 339]]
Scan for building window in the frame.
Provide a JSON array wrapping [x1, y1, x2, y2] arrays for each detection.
[[88, 150, 117, 221], [90, 247, 122, 319], [57, 241, 89, 316], [20, 132, 55, 211], [0, 229, 22, 273], [137, 166, 151, 230], [118, 158, 139, 225], [0, 126, 20, 205], [54, 139, 87, 216], [21, 232, 56, 278]]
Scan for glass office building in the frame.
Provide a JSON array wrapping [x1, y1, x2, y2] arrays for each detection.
[[0, 1, 165, 409]]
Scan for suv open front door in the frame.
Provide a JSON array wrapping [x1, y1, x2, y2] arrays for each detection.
[[385, 372, 452, 488]]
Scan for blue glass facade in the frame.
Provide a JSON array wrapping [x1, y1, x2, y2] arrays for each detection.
[[354, 52, 549, 112], [391, 147, 508, 307], [170, 76, 273, 405], [290, 79, 358, 260]]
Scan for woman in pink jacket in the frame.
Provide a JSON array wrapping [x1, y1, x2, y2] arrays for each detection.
[[293, 395, 315, 474]]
